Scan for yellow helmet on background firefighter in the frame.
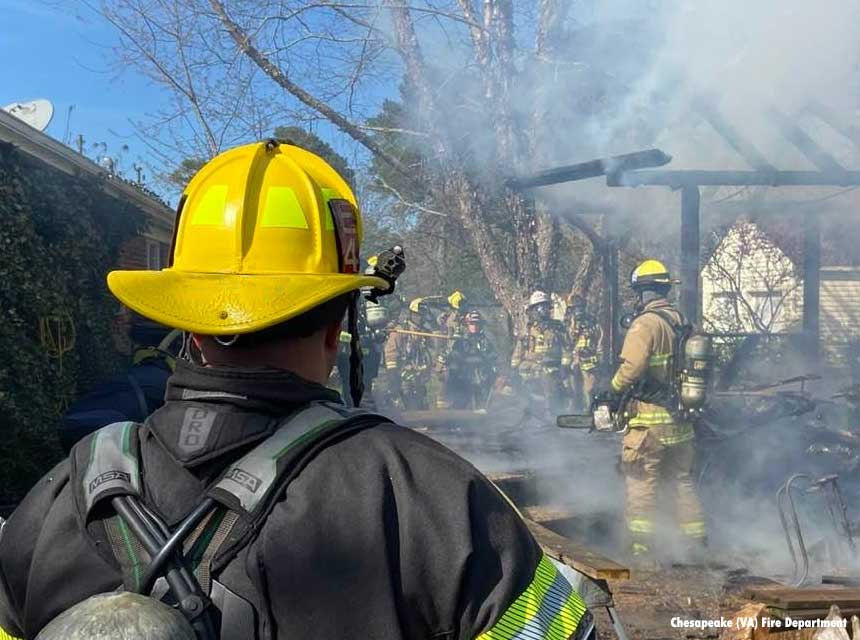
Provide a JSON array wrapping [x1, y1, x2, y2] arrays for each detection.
[[108, 140, 387, 335], [630, 259, 679, 290], [448, 290, 467, 310], [408, 297, 436, 330]]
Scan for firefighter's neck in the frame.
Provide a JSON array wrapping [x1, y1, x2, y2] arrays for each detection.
[[192, 324, 341, 385], [639, 290, 667, 307]]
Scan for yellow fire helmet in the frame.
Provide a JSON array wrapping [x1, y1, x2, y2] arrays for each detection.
[[107, 141, 388, 335], [448, 290, 466, 310], [408, 297, 424, 313], [630, 259, 679, 289]]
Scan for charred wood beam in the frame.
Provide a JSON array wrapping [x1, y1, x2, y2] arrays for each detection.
[[609, 170, 860, 187], [506, 149, 671, 190], [708, 199, 851, 214], [694, 97, 776, 171], [680, 186, 701, 323], [769, 107, 846, 173], [603, 227, 619, 365]]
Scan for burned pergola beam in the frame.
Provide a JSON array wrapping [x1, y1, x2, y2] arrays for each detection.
[[609, 170, 860, 187], [694, 98, 776, 171], [807, 100, 860, 148], [680, 187, 701, 323], [506, 149, 671, 190], [769, 107, 846, 173]]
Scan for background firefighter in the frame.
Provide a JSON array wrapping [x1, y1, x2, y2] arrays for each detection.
[[334, 298, 390, 408], [437, 290, 470, 337], [383, 297, 439, 409], [604, 260, 707, 562], [438, 310, 498, 409], [566, 296, 603, 414], [510, 290, 573, 414]]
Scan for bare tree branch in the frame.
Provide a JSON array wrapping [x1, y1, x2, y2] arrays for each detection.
[[377, 177, 447, 217], [209, 0, 411, 175]]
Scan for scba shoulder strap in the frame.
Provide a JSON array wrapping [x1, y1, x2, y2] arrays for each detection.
[[641, 307, 688, 334], [74, 402, 390, 639]]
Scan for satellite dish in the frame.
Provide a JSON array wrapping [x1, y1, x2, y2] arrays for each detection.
[[3, 99, 54, 132]]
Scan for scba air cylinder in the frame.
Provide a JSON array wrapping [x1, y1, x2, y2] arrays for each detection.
[[680, 333, 713, 410], [365, 303, 389, 329]]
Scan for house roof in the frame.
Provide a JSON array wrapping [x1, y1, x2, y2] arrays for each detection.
[[0, 108, 174, 231]]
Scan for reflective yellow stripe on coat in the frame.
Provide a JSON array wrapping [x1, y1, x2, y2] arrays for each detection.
[[477, 554, 588, 640], [0, 627, 20, 640]]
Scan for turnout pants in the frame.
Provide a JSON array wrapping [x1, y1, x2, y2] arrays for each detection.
[[621, 426, 706, 557], [571, 367, 597, 413]]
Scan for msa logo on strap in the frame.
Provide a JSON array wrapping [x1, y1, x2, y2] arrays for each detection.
[[82, 421, 141, 514], [89, 470, 132, 493], [328, 199, 360, 274], [224, 468, 263, 493], [212, 403, 350, 513]]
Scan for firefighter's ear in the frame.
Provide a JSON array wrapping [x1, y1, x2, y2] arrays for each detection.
[[323, 320, 342, 351]]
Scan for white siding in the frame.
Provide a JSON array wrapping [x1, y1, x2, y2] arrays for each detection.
[[820, 268, 860, 362], [702, 222, 802, 334]]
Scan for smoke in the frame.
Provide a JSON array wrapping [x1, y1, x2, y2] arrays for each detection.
[[582, 0, 860, 163], [469, 0, 860, 572], [365, 0, 860, 574]]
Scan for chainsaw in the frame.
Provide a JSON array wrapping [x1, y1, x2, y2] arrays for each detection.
[[556, 391, 629, 433]]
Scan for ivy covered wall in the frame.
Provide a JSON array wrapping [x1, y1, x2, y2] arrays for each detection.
[[0, 142, 146, 502]]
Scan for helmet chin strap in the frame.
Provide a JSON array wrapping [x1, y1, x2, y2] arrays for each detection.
[[347, 292, 365, 407]]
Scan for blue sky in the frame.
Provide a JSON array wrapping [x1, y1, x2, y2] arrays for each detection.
[[1, 0, 403, 203], [1, 0, 166, 177]]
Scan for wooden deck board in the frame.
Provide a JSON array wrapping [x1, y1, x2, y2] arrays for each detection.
[[524, 518, 630, 581], [744, 586, 860, 609]]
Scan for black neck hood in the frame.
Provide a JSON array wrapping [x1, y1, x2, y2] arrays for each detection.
[[142, 360, 343, 482], [165, 360, 341, 414]]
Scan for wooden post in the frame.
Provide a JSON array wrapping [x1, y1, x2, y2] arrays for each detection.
[[680, 186, 701, 323], [602, 216, 619, 365], [803, 212, 821, 362]]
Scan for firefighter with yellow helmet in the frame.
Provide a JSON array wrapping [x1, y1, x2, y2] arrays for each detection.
[[382, 296, 438, 409], [510, 290, 573, 413], [600, 259, 706, 562], [437, 290, 470, 336], [0, 141, 591, 640]]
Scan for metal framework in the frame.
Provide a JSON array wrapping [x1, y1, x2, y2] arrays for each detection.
[[511, 100, 860, 363]]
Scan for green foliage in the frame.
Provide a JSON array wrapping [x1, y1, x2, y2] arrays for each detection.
[[364, 91, 498, 306], [365, 95, 431, 207], [0, 143, 145, 502], [167, 157, 206, 190]]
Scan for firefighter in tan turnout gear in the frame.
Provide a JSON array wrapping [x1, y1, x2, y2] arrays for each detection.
[[383, 297, 438, 409], [605, 260, 706, 561], [510, 290, 572, 413], [566, 296, 603, 413]]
